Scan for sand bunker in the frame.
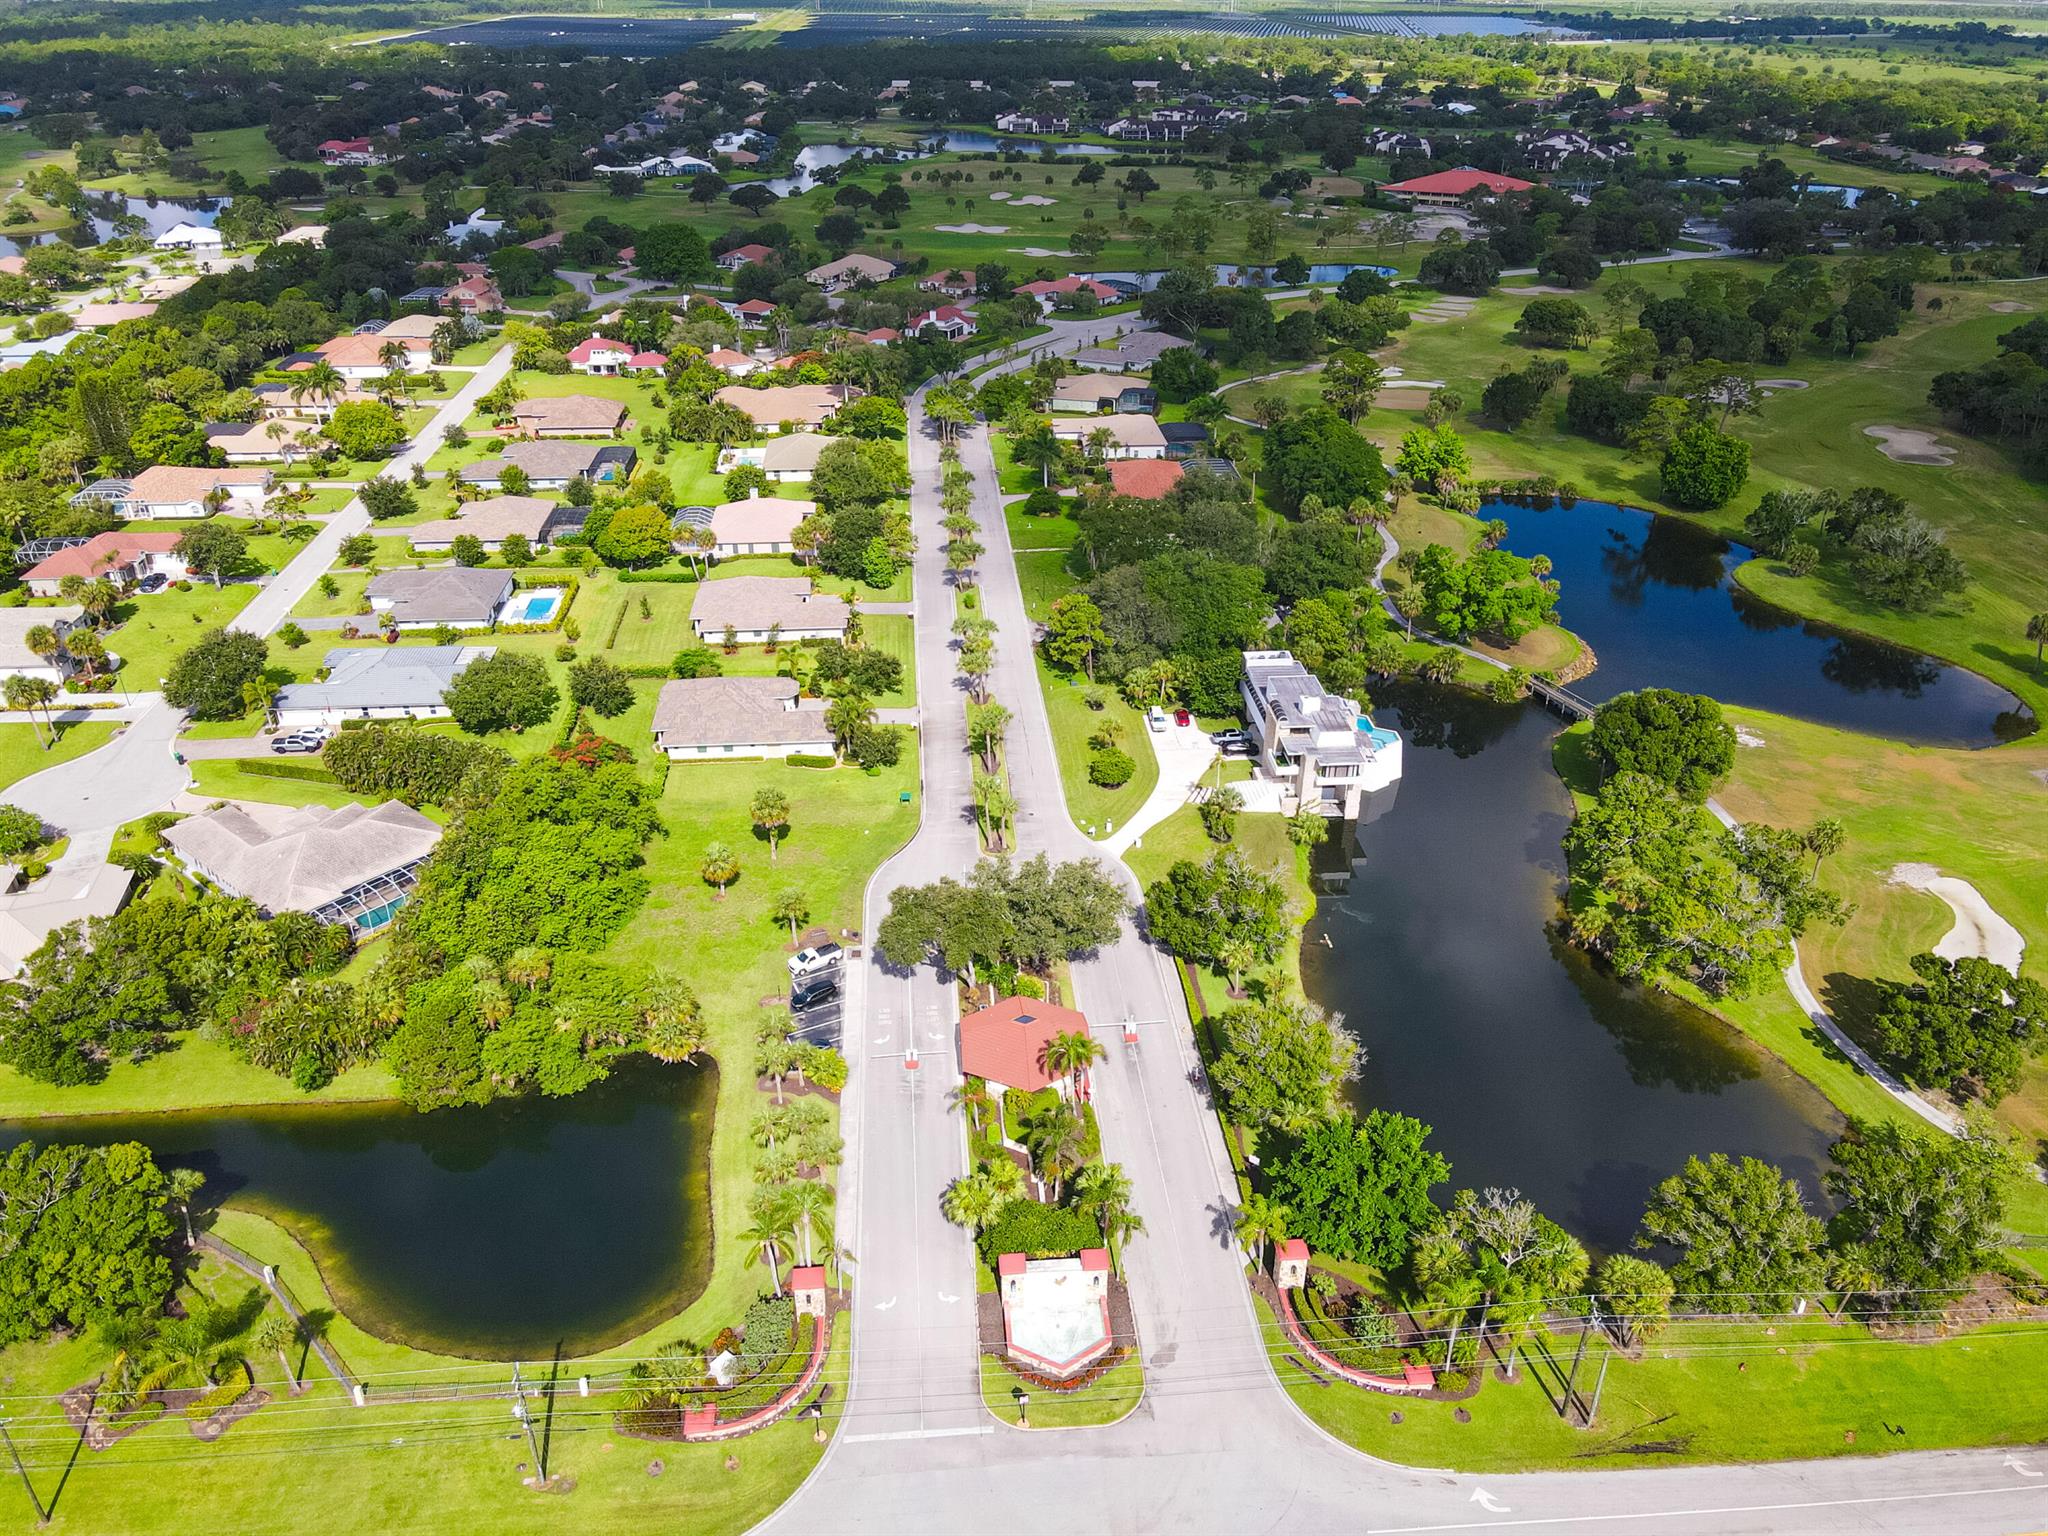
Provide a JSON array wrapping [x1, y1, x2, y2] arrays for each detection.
[[1376, 389, 1432, 410], [1009, 194, 1056, 206], [1009, 246, 1071, 257], [1864, 425, 1955, 465], [1887, 863, 2026, 974], [1758, 378, 1808, 391], [1989, 301, 2033, 314], [987, 191, 1011, 200], [1503, 284, 1579, 296], [936, 223, 1009, 234]]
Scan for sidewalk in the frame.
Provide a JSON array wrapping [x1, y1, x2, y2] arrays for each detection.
[[1097, 721, 1214, 856]]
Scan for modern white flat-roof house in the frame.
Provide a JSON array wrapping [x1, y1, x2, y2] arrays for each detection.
[[271, 645, 495, 730], [688, 576, 847, 644], [650, 675, 836, 761], [153, 221, 224, 253], [163, 799, 442, 935], [1239, 649, 1402, 818]]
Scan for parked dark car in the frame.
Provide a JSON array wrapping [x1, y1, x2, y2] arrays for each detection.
[[138, 573, 169, 593], [790, 974, 839, 1012]]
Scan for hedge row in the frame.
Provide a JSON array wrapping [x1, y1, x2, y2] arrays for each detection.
[[232, 759, 340, 784], [617, 569, 702, 585]]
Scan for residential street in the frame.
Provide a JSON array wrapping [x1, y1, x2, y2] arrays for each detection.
[[761, 318, 2048, 1535]]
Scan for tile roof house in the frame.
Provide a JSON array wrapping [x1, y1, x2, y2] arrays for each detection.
[[804, 253, 897, 292], [72, 301, 158, 328], [1052, 374, 1158, 414], [1107, 459, 1184, 500], [205, 418, 324, 463], [1380, 167, 1536, 205], [303, 331, 433, 379], [71, 465, 272, 519], [444, 275, 503, 313], [23, 533, 188, 596], [688, 576, 847, 643], [251, 382, 376, 419], [919, 268, 976, 295], [650, 675, 835, 761], [717, 242, 776, 271], [704, 346, 760, 377], [163, 800, 442, 934], [733, 298, 777, 328], [508, 394, 630, 437], [1014, 276, 1121, 312], [271, 644, 495, 729], [959, 995, 1091, 1096], [713, 383, 850, 432], [905, 304, 976, 339], [408, 496, 586, 552], [731, 431, 841, 481], [366, 567, 516, 629], [459, 441, 636, 490], [567, 335, 638, 375], [0, 605, 85, 684], [706, 492, 817, 559], [1067, 331, 1195, 371], [1049, 413, 1167, 459]]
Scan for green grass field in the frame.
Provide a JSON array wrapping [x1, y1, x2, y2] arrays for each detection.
[[978, 1351, 1144, 1429], [0, 719, 117, 792]]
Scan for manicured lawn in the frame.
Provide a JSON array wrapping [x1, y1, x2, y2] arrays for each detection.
[[0, 1033, 394, 1120], [1713, 706, 2048, 1147], [602, 751, 918, 1328], [186, 758, 370, 811], [1005, 497, 1080, 552], [0, 720, 116, 792], [706, 552, 914, 604], [1269, 1295, 2048, 1472], [978, 1351, 1144, 1429], [0, 1204, 841, 1535], [1377, 497, 1584, 676], [1038, 658, 1156, 839], [702, 616, 917, 710]]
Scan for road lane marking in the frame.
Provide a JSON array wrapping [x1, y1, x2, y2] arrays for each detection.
[[844, 1426, 993, 1443], [1366, 1479, 2046, 1532]]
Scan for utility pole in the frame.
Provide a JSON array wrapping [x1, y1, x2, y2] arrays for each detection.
[[0, 1417, 47, 1525], [510, 1363, 544, 1485], [1563, 1300, 1599, 1425], [1585, 1350, 1612, 1428]]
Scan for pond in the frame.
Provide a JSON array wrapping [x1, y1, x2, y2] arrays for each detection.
[[1485, 496, 2029, 749], [0, 1056, 716, 1359], [922, 131, 1119, 158], [0, 193, 219, 257], [1308, 682, 1842, 1254]]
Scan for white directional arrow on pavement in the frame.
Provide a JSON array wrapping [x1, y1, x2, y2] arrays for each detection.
[[937, 1290, 960, 1303], [1468, 1489, 1511, 1514], [2005, 1456, 2042, 1478], [875, 1296, 898, 1311]]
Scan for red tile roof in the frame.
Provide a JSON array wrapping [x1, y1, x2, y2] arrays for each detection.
[[789, 1264, 826, 1289], [1079, 1248, 1110, 1272], [996, 1253, 1027, 1278], [1277, 1237, 1309, 1262], [1381, 167, 1535, 197], [25, 531, 181, 583], [958, 995, 1088, 1092], [1107, 460, 1184, 500], [567, 335, 631, 363]]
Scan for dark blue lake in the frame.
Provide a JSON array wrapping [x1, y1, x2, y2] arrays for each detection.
[[1486, 496, 2029, 748]]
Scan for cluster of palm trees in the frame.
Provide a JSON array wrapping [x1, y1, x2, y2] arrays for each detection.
[[94, 1294, 313, 1416]]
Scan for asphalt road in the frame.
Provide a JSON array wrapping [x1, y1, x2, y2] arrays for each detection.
[[759, 319, 2048, 1535]]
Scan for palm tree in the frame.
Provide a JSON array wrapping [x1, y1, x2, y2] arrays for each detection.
[[949, 1079, 996, 1138], [751, 787, 791, 862], [1023, 1101, 1087, 1202], [1419, 649, 1460, 686], [985, 1154, 1027, 1206], [2029, 612, 2048, 666], [824, 692, 875, 760], [771, 887, 812, 945], [4, 675, 57, 749], [255, 1315, 300, 1393], [783, 1177, 835, 1267], [1074, 1161, 1140, 1259], [167, 1166, 206, 1248], [24, 624, 59, 670], [144, 1309, 230, 1393], [941, 1170, 1005, 1235], [1041, 1029, 1105, 1102], [700, 840, 740, 899], [289, 360, 344, 411], [1217, 936, 1259, 999], [642, 971, 704, 1062], [1234, 1193, 1290, 1274], [1012, 420, 1063, 487], [973, 769, 1017, 853], [504, 946, 552, 990], [742, 1206, 794, 1297]]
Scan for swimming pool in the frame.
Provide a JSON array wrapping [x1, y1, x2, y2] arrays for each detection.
[[506, 587, 563, 625]]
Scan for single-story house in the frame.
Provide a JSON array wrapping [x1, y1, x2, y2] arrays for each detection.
[[733, 298, 777, 329], [688, 576, 847, 643], [960, 995, 1092, 1098], [252, 382, 376, 419], [276, 225, 327, 246], [299, 332, 433, 380], [1067, 331, 1195, 371], [567, 335, 637, 375], [24, 533, 188, 597], [153, 221, 223, 254], [508, 394, 630, 437], [459, 441, 635, 491], [704, 492, 817, 559], [805, 253, 897, 292], [1107, 459, 1184, 500], [1380, 167, 1536, 207], [1050, 413, 1168, 459], [716, 242, 775, 271], [72, 302, 158, 329], [650, 675, 836, 761], [71, 464, 272, 518], [905, 304, 977, 340], [721, 432, 840, 482], [1014, 276, 1120, 312], [704, 347, 760, 377], [0, 605, 85, 684], [163, 799, 442, 935], [204, 418, 324, 463], [919, 268, 976, 296], [409, 497, 586, 552], [1051, 374, 1157, 414], [366, 567, 517, 630], [272, 644, 495, 730], [713, 384, 850, 433]]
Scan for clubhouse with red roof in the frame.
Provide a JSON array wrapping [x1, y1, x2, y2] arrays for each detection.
[[1380, 167, 1537, 206]]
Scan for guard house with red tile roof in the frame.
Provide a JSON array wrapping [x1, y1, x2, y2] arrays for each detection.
[[958, 995, 1090, 1099], [1379, 167, 1536, 207]]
